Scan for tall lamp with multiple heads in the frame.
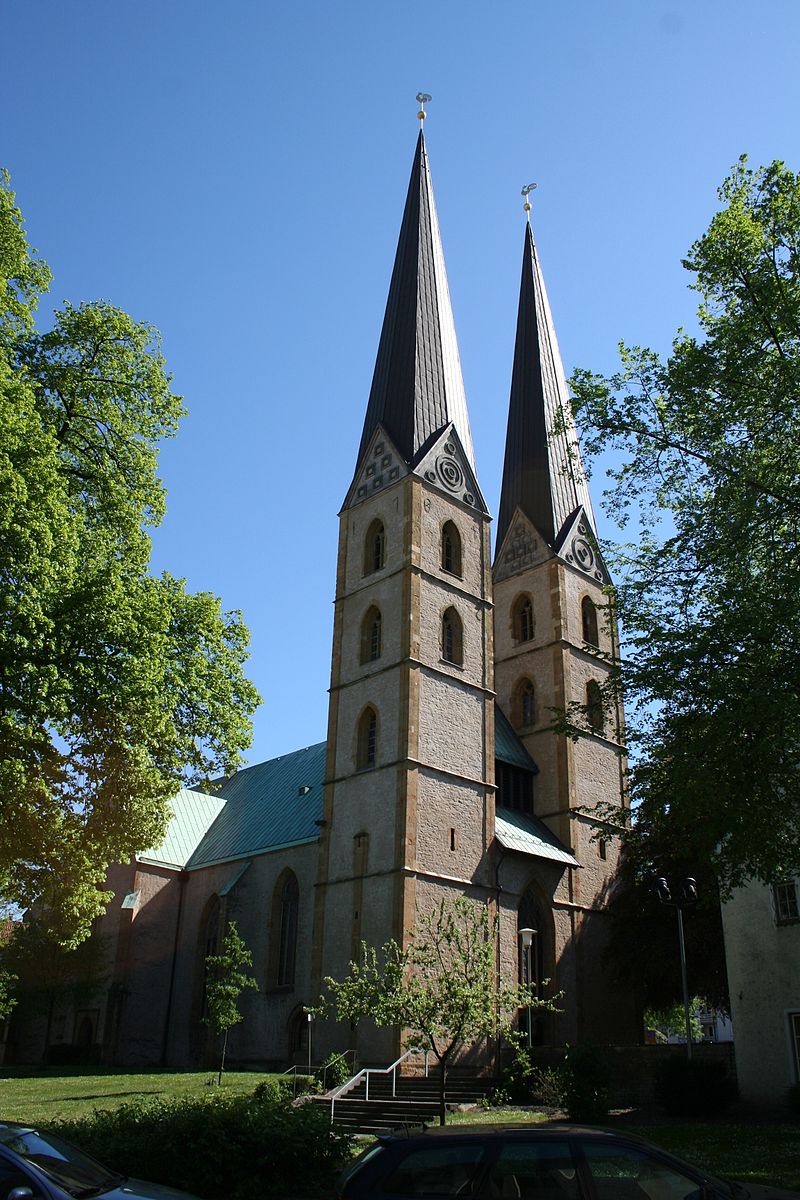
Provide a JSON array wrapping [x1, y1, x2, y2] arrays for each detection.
[[653, 877, 698, 1059], [519, 928, 537, 1050]]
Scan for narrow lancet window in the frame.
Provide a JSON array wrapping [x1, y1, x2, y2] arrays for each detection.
[[441, 521, 462, 576], [364, 519, 385, 575], [357, 706, 378, 769], [582, 596, 599, 646], [586, 680, 604, 733], [514, 678, 536, 728], [360, 606, 382, 664], [442, 607, 463, 666], [513, 594, 534, 643]]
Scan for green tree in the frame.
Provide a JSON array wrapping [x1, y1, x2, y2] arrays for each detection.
[[0, 172, 260, 943], [570, 157, 800, 895], [202, 920, 258, 1086], [3, 918, 109, 1057], [321, 896, 557, 1125], [644, 996, 705, 1044]]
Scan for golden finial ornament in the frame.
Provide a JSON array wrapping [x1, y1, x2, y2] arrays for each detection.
[[416, 92, 432, 122], [521, 182, 537, 219]]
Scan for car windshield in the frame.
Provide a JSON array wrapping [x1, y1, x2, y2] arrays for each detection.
[[0, 1128, 124, 1198]]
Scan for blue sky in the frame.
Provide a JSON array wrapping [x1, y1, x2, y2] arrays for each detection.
[[3, 0, 799, 766]]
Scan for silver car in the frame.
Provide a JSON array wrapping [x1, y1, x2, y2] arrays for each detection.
[[0, 1122, 201, 1200]]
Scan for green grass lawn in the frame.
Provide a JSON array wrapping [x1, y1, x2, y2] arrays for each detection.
[[2, 1074, 798, 1193], [447, 1108, 800, 1192], [0, 1069, 276, 1125]]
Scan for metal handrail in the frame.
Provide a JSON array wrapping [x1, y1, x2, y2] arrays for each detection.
[[280, 1062, 313, 1099], [321, 1048, 356, 1091], [329, 1046, 427, 1124]]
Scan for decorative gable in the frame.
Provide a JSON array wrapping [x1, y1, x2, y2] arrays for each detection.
[[555, 507, 610, 585], [493, 508, 551, 582], [411, 423, 488, 515], [342, 424, 408, 511]]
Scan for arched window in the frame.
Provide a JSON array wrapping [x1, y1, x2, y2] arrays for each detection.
[[581, 596, 599, 646], [512, 594, 535, 643], [363, 519, 385, 575], [198, 894, 221, 1019], [514, 678, 536, 728], [276, 872, 299, 988], [586, 680, 604, 733], [441, 607, 463, 666], [356, 706, 378, 769], [441, 521, 462, 576], [360, 605, 382, 664]]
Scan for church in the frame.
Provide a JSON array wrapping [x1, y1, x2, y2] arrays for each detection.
[[10, 120, 636, 1069]]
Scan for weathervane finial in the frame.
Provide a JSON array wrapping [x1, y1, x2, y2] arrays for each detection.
[[521, 182, 537, 221], [416, 92, 432, 123]]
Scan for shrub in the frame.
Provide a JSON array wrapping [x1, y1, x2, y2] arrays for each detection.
[[562, 1044, 610, 1122], [654, 1056, 738, 1116], [491, 1047, 565, 1108], [315, 1051, 353, 1092], [52, 1088, 353, 1200]]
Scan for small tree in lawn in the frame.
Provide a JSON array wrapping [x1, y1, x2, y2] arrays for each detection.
[[321, 895, 558, 1125], [202, 921, 258, 1085]]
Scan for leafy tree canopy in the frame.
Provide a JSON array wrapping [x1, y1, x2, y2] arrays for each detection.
[[321, 896, 557, 1124], [0, 172, 260, 943], [571, 157, 800, 895]]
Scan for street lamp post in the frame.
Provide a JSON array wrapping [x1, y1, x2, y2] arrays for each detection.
[[303, 1006, 314, 1075], [519, 928, 536, 1051], [654, 877, 698, 1059]]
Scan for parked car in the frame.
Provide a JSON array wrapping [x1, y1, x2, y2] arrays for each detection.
[[0, 1121, 201, 1200], [336, 1123, 800, 1200]]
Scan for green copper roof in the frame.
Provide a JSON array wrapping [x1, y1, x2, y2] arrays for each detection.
[[495, 807, 578, 867], [139, 788, 226, 870], [187, 741, 326, 869], [495, 704, 538, 772]]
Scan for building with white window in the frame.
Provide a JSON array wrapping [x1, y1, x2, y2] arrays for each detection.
[[721, 876, 800, 1104]]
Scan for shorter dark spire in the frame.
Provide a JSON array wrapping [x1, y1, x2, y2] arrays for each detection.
[[496, 221, 595, 551], [356, 131, 475, 471]]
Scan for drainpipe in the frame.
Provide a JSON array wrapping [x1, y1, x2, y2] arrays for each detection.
[[161, 870, 187, 1066]]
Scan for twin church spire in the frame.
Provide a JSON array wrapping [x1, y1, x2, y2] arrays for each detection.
[[356, 125, 591, 547], [357, 130, 475, 470]]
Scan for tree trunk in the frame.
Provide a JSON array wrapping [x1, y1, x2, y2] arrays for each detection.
[[218, 1027, 228, 1087], [438, 1050, 450, 1126]]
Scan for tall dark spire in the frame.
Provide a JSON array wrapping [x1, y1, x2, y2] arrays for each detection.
[[357, 131, 475, 470], [496, 221, 595, 551]]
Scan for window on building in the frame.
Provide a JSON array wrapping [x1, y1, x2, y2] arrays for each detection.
[[586, 680, 604, 733], [360, 605, 382, 664], [441, 607, 463, 665], [513, 678, 536, 728], [198, 895, 220, 1019], [790, 1012, 800, 1082], [364, 519, 385, 574], [441, 521, 462, 576], [276, 872, 299, 988], [496, 761, 534, 815], [518, 891, 547, 1045], [357, 706, 378, 769], [512, 594, 535, 643], [581, 596, 599, 646], [774, 880, 800, 925]]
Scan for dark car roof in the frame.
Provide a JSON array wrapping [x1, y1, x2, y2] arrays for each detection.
[[379, 1123, 651, 1145]]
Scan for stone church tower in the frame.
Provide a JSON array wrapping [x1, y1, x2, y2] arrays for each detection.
[[7, 122, 637, 1072], [312, 129, 496, 1060], [492, 218, 630, 1044]]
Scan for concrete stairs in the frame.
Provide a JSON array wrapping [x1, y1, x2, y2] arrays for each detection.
[[311, 1070, 496, 1134]]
